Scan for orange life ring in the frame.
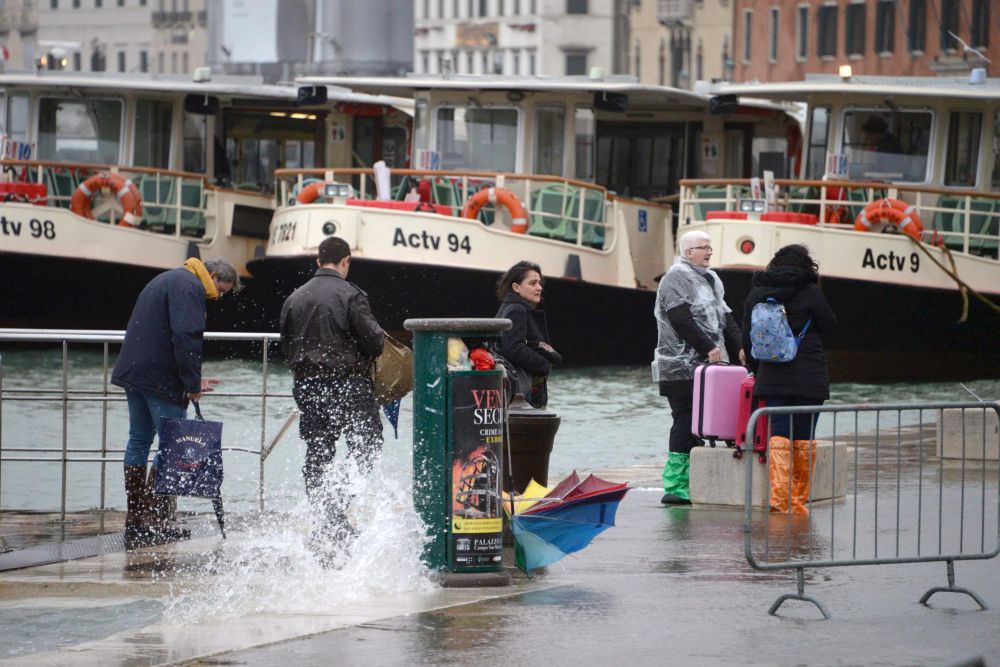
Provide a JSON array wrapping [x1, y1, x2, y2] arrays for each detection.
[[461, 187, 528, 233], [854, 198, 923, 241], [70, 172, 142, 227], [295, 181, 332, 204]]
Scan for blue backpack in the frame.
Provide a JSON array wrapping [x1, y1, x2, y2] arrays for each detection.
[[750, 298, 811, 363]]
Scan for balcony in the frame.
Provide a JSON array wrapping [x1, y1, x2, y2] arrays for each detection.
[[657, 0, 692, 26], [152, 11, 193, 28]]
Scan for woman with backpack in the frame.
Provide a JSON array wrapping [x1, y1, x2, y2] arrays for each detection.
[[494, 261, 561, 409], [741, 244, 837, 515]]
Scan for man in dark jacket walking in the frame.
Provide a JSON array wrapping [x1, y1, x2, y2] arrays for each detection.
[[112, 257, 238, 550], [280, 236, 385, 555]]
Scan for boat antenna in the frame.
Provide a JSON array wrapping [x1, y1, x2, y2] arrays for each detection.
[[959, 382, 984, 402], [948, 31, 991, 64]]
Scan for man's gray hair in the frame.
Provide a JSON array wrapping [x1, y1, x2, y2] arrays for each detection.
[[203, 257, 242, 291], [678, 230, 712, 252]]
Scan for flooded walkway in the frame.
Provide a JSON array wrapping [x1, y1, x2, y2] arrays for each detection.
[[1, 460, 998, 666]]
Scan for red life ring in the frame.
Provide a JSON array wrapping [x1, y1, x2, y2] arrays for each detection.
[[461, 187, 528, 233], [70, 172, 143, 227], [295, 181, 332, 204], [854, 198, 924, 241]]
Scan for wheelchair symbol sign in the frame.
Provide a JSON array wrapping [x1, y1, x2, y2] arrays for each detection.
[[638, 210, 648, 232]]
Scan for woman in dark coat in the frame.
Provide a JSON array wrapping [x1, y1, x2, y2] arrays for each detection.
[[741, 244, 837, 515], [495, 261, 561, 408]]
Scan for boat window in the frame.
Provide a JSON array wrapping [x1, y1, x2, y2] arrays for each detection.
[[4, 94, 30, 152], [993, 111, 1000, 189], [533, 105, 564, 176], [133, 99, 173, 169], [841, 109, 932, 182], [804, 106, 829, 179], [183, 110, 207, 173], [225, 110, 323, 189], [574, 106, 595, 181], [943, 110, 982, 187], [37, 97, 123, 164], [596, 123, 684, 198], [435, 106, 517, 172]]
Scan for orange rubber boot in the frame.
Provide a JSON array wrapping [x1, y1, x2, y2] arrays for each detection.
[[768, 436, 792, 513], [790, 440, 817, 515]]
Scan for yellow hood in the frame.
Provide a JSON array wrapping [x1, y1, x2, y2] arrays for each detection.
[[183, 257, 219, 300]]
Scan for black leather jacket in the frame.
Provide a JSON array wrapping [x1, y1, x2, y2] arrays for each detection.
[[279, 268, 384, 380]]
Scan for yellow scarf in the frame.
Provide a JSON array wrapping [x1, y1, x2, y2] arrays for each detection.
[[183, 257, 219, 300]]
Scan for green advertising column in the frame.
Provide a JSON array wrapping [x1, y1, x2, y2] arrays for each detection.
[[403, 318, 512, 587]]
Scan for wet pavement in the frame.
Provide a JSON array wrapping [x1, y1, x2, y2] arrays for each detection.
[[1, 462, 999, 666]]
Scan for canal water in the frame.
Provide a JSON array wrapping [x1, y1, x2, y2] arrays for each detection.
[[0, 347, 997, 512]]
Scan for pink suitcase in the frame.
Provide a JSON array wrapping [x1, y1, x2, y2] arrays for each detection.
[[734, 374, 769, 463], [691, 363, 749, 445]]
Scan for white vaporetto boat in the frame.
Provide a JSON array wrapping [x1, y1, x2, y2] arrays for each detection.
[[681, 73, 1000, 381], [250, 74, 800, 365], [0, 71, 410, 331]]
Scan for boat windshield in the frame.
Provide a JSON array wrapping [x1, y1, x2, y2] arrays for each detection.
[[37, 97, 123, 164], [842, 109, 932, 182], [435, 106, 517, 172]]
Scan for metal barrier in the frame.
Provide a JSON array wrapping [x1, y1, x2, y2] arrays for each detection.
[[743, 401, 1000, 619], [0, 329, 298, 519]]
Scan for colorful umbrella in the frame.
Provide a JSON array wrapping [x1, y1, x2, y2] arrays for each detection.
[[507, 471, 629, 575]]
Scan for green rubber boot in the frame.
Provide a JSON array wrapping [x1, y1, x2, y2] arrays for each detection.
[[661, 452, 691, 505]]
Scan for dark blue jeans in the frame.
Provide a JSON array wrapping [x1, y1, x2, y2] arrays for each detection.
[[764, 395, 823, 441], [124, 389, 186, 467]]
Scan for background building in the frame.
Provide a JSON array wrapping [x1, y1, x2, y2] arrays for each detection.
[[412, 0, 630, 76], [630, 0, 733, 88], [733, 0, 998, 82]]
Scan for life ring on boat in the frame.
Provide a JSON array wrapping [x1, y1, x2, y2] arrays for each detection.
[[854, 198, 924, 241], [295, 181, 332, 204], [461, 187, 528, 233], [70, 172, 142, 227]]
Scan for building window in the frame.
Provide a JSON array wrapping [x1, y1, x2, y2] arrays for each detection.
[[971, 0, 989, 48], [72, 0, 80, 6], [875, 1, 895, 53], [944, 111, 982, 187], [695, 40, 702, 81], [939, 0, 959, 51], [466, 50, 474, 73], [514, 0, 519, 14], [498, 0, 504, 15], [158, 52, 164, 73], [907, 0, 925, 51], [50, 0, 57, 8], [139, 50, 148, 72], [741, 10, 752, 63], [421, 51, 429, 73], [479, 0, 486, 16], [118, 0, 125, 5], [91, 47, 106, 71], [528, 50, 536, 75], [845, 3, 865, 56], [438, 0, 444, 18], [171, 51, 177, 73], [567, 0, 587, 14], [96, 0, 103, 6], [795, 4, 808, 60], [453, 0, 459, 17], [512, 49, 520, 75], [817, 5, 838, 57], [768, 7, 779, 62], [565, 51, 587, 75], [633, 41, 640, 79], [658, 38, 665, 85], [182, 52, 188, 73], [73, 52, 81, 70], [117, 51, 125, 72], [423, 0, 429, 19]]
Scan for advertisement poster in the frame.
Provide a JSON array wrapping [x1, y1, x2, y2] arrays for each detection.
[[450, 372, 504, 567]]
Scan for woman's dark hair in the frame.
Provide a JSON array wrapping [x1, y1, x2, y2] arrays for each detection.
[[495, 260, 542, 301], [768, 244, 819, 275]]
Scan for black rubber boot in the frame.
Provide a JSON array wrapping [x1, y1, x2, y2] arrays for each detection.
[[144, 466, 191, 545], [660, 493, 692, 506], [124, 465, 154, 551]]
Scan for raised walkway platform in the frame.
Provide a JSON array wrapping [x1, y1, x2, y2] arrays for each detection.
[[1, 461, 998, 666]]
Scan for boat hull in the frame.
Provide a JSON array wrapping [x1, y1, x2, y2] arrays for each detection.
[[247, 254, 658, 366]]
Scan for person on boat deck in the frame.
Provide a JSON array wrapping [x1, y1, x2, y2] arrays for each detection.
[[652, 231, 743, 506], [862, 116, 903, 173], [741, 244, 837, 516], [495, 261, 561, 409], [280, 236, 385, 563], [111, 257, 238, 551]]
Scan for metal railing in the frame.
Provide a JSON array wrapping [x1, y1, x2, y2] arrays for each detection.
[[742, 401, 1000, 619], [0, 329, 299, 519]]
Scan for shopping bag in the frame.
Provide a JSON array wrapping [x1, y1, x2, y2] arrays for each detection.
[[373, 335, 413, 405], [153, 401, 224, 499]]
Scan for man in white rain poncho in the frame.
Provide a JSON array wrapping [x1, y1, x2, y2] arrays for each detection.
[[652, 230, 744, 505]]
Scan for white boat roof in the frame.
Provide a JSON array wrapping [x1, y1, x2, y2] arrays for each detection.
[[712, 73, 1000, 102], [296, 74, 710, 109], [0, 71, 409, 107]]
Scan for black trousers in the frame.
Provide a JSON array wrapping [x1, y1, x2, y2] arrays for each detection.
[[660, 379, 702, 455], [292, 375, 384, 508]]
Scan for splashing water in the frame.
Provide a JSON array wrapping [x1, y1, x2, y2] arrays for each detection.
[[162, 449, 434, 624]]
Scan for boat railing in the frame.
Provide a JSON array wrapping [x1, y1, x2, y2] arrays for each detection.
[[274, 167, 617, 251], [0, 159, 269, 242], [0, 329, 295, 519], [679, 178, 1000, 259]]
